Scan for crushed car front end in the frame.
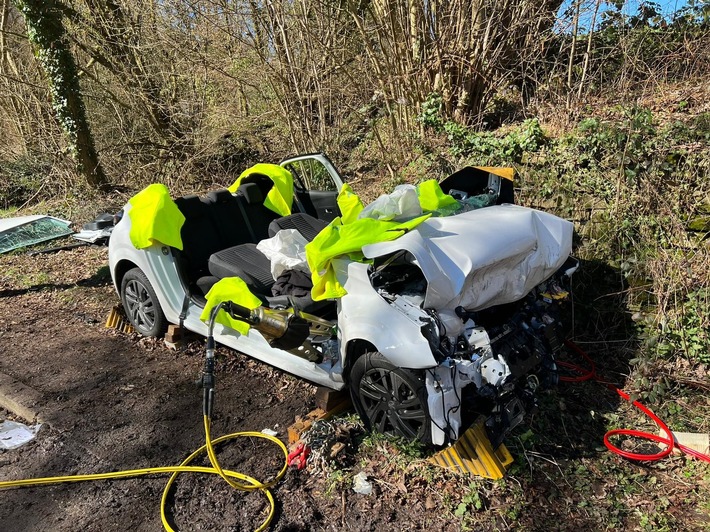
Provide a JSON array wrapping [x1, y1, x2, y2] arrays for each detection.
[[341, 205, 577, 446]]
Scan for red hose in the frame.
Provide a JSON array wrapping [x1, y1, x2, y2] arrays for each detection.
[[559, 340, 710, 464]]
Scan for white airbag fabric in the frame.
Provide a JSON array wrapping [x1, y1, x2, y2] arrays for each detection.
[[256, 229, 310, 280]]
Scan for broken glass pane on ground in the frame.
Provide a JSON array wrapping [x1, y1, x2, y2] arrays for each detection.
[[0, 215, 73, 254]]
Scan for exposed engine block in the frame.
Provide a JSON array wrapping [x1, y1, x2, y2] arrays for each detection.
[[424, 260, 576, 446]]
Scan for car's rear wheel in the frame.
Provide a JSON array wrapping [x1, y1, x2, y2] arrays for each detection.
[[120, 267, 168, 337], [350, 352, 432, 445]]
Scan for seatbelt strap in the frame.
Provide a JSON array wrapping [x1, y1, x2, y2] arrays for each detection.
[[235, 199, 258, 242], [179, 290, 190, 329]]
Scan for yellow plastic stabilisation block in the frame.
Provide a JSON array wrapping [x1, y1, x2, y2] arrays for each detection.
[[428, 419, 514, 479], [105, 306, 134, 334]]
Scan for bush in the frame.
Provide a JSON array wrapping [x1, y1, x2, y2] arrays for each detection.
[[520, 108, 710, 376], [0, 156, 53, 210]]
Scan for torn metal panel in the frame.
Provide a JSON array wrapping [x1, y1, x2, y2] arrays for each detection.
[[73, 213, 116, 245], [0, 420, 42, 450], [72, 228, 112, 244]]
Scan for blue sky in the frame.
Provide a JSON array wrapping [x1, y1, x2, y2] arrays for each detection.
[[556, 0, 696, 32]]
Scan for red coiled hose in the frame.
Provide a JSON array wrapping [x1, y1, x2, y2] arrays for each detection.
[[559, 340, 710, 464]]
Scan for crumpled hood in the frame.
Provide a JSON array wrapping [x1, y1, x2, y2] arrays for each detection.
[[362, 204, 574, 311]]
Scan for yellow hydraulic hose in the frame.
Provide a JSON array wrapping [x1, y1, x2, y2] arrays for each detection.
[[0, 415, 289, 532], [1, 303, 289, 530]]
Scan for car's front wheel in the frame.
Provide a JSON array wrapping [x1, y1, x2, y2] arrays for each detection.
[[120, 267, 168, 337], [349, 352, 432, 445]]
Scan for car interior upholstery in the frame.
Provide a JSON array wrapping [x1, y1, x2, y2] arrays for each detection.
[[173, 185, 331, 315]]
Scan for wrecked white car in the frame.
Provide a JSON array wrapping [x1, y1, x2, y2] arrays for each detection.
[[108, 154, 577, 446]]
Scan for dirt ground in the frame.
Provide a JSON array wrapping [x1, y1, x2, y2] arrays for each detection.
[[1, 243, 709, 531]]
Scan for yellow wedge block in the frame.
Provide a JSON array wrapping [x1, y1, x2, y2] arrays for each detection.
[[105, 306, 135, 334], [428, 419, 514, 479]]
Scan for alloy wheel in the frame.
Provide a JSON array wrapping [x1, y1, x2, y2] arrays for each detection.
[[124, 278, 157, 333], [358, 366, 427, 440]]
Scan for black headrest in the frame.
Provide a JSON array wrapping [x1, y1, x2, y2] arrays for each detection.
[[238, 182, 264, 205], [240, 173, 274, 198], [174, 195, 203, 218], [206, 188, 235, 205]]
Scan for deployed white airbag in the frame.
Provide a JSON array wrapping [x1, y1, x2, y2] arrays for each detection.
[[256, 228, 310, 280], [362, 204, 573, 311]]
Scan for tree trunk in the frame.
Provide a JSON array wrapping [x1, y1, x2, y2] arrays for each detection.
[[14, 0, 107, 188]]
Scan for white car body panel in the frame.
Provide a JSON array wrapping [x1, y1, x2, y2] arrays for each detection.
[[337, 261, 437, 369], [362, 204, 574, 311], [279, 153, 345, 191]]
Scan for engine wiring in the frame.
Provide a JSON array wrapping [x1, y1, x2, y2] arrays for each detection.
[[426, 337, 710, 464], [425, 367, 453, 437], [560, 340, 710, 464], [425, 362, 463, 444]]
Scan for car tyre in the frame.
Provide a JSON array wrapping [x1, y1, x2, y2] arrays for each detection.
[[350, 352, 432, 445], [120, 267, 168, 337]]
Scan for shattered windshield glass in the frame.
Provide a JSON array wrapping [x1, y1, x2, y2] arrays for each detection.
[[0, 216, 73, 254]]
